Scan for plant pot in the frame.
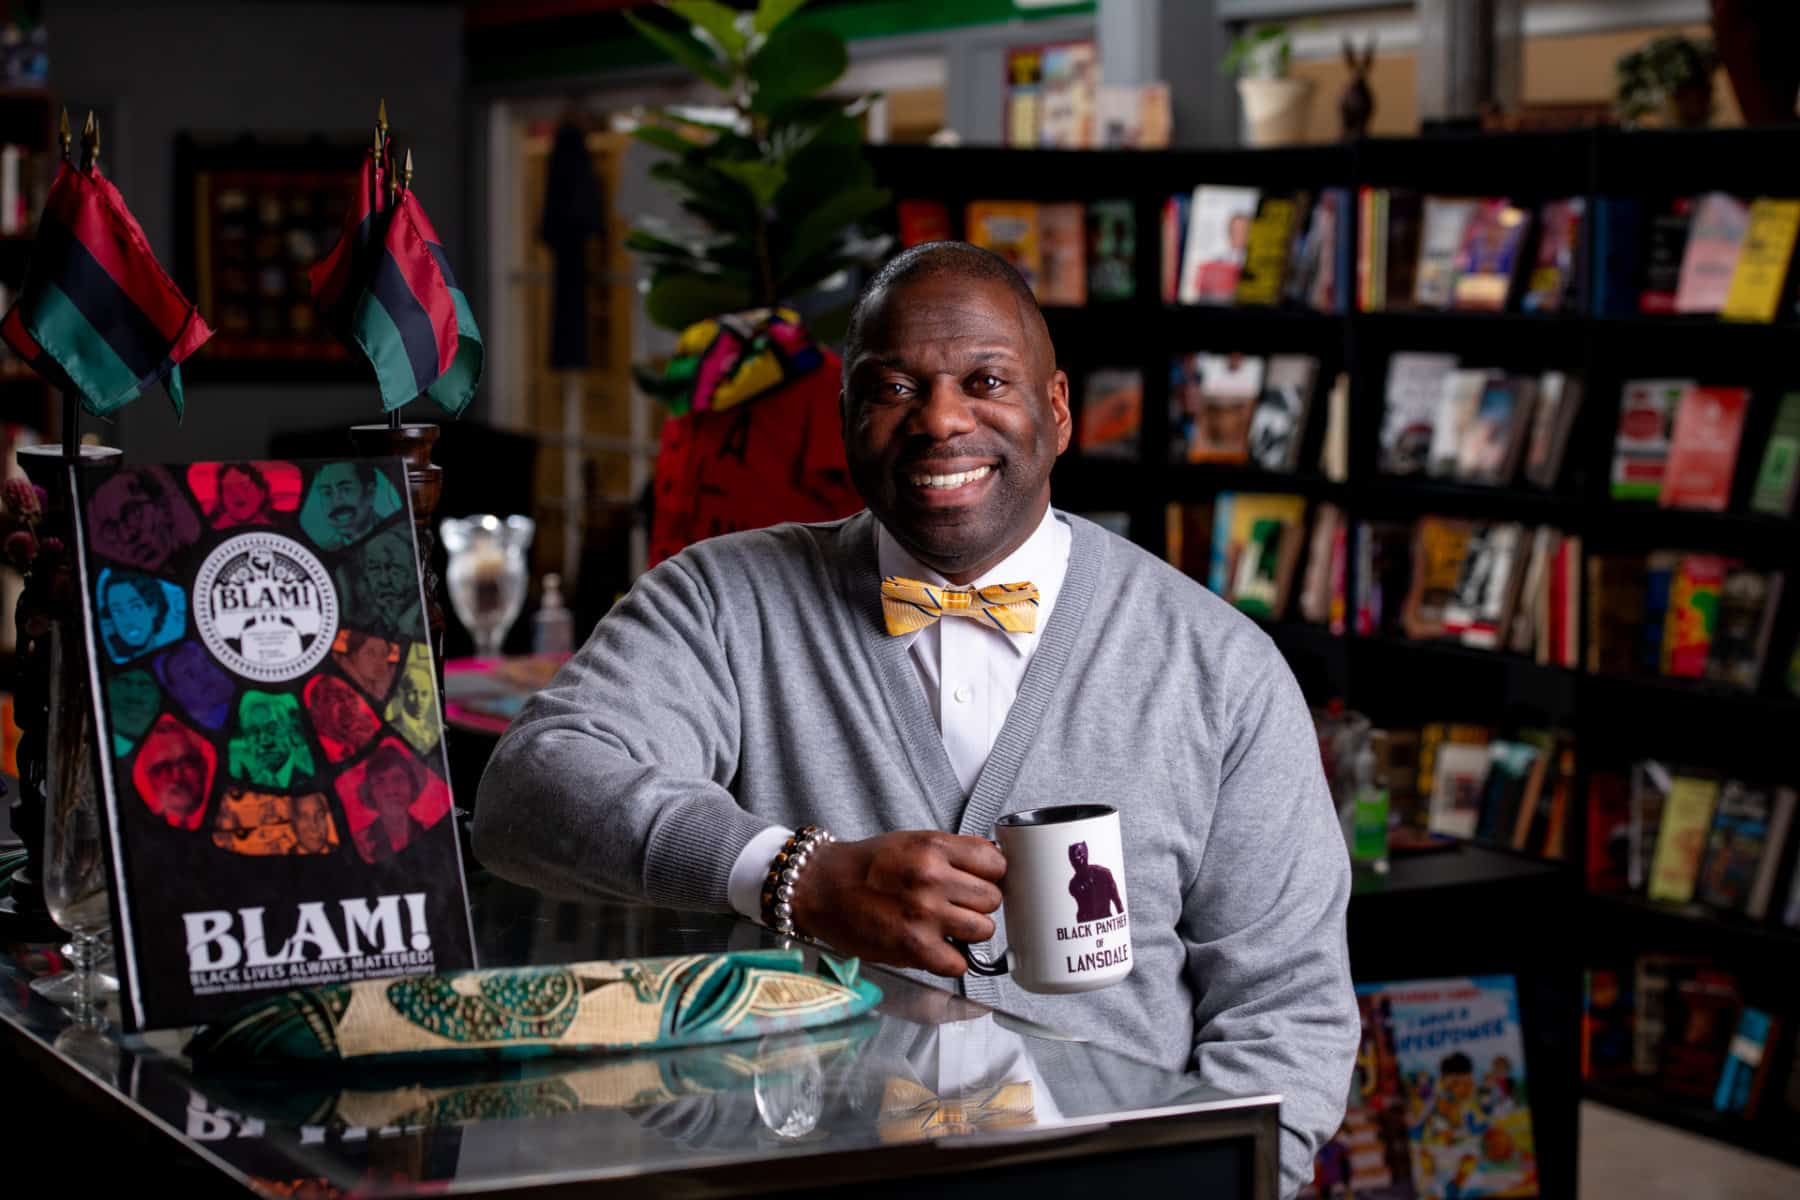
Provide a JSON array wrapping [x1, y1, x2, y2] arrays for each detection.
[[1663, 83, 1713, 128], [1237, 77, 1316, 147]]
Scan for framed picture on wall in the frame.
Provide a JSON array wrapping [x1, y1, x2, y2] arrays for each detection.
[[173, 133, 373, 382]]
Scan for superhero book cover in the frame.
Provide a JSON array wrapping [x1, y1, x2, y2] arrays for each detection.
[[71, 458, 476, 1031]]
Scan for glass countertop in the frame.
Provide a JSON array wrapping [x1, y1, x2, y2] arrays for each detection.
[[4, 873, 1278, 1197]]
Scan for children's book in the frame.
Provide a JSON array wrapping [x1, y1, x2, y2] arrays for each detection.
[[1452, 200, 1531, 311], [72, 459, 476, 1031], [966, 201, 1042, 292], [1662, 554, 1730, 677]]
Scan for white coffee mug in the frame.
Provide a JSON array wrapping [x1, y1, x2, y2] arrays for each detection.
[[953, 804, 1133, 994]]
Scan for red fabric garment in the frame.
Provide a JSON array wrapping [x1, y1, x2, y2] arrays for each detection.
[[649, 347, 863, 566]]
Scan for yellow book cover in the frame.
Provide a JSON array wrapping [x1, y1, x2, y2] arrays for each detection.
[[1647, 775, 1720, 902], [1721, 199, 1800, 323], [1234, 196, 1298, 306], [965, 202, 1042, 293]]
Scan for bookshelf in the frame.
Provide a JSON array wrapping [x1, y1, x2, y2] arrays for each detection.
[[870, 125, 1800, 1168]]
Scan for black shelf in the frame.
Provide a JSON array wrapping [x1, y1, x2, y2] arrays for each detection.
[[1585, 891, 1800, 956], [1583, 1081, 1800, 1169]]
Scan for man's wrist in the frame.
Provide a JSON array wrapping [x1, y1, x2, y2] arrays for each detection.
[[763, 825, 836, 937]]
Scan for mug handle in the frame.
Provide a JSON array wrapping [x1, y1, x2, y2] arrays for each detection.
[[947, 937, 1010, 978]]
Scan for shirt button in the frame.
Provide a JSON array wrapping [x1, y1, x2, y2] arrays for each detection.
[[953, 684, 973, 704]]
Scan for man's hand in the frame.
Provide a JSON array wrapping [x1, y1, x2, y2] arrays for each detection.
[[789, 830, 1006, 977]]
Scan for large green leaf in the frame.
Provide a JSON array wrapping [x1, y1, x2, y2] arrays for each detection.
[[666, 0, 748, 61], [753, 0, 810, 36], [624, 11, 732, 90], [630, 123, 703, 157], [773, 142, 871, 218], [714, 159, 786, 209], [645, 271, 756, 331], [649, 159, 755, 228], [776, 184, 890, 284], [749, 25, 847, 113]]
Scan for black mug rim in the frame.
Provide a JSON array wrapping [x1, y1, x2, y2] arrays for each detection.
[[995, 803, 1117, 828]]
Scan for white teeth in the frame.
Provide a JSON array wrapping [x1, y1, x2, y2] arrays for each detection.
[[909, 465, 992, 490]]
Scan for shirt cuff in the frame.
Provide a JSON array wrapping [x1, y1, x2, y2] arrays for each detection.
[[727, 825, 794, 922]]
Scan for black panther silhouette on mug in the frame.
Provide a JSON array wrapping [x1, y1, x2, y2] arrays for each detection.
[[1068, 840, 1124, 923]]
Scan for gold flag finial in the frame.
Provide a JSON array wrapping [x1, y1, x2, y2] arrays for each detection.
[[81, 110, 99, 171], [58, 108, 71, 159], [375, 97, 389, 152], [402, 147, 414, 192]]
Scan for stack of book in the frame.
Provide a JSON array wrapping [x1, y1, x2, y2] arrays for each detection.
[[1167, 352, 1319, 468], [1400, 721, 1577, 856], [1349, 516, 1583, 666], [1586, 553, 1784, 690], [1379, 352, 1582, 487], [1163, 185, 1350, 312], [915, 197, 1136, 305], [1583, 958, 1794, 1122], [1587, 764, 1800, 921], [1356, 191, 1583, 314], [1609, 381, 1800, 515], [1593, 192, 1800, 322]]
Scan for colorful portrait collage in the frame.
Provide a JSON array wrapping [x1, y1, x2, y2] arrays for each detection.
[[80, 460, 451, 869]]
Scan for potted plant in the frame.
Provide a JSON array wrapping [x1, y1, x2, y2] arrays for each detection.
[[1224, 24, 1314, 147], [1615, 34, 1717, 128], [623, 0, 888, 564]]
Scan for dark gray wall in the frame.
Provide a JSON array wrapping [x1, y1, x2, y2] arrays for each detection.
[[44, 1, 467, 462]]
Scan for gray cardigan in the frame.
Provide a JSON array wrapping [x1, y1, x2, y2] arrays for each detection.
[[474, 510, 1356, 1196]]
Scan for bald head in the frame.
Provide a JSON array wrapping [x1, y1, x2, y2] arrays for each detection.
[[842, 242, 1053, 392]]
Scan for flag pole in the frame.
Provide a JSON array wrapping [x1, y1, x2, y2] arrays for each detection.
[[388, 146, 414, 433], [60, 111, 96, 462]]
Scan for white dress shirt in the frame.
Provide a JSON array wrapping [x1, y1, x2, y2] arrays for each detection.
[[725, 507, 1073, 920]]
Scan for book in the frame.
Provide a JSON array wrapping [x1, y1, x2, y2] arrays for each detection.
[[1444, 522, 1525, 649], [1035, 202, 1087, 305], [1275, 190, 1316, 304], [1521, 198, 1585, 314], [1583, 967, 1636, 1080], [1234, 193, 1301, 306], [1412, 196, 1478, 308], [1637, 196, 1694, 315], [1247, 354, 1318, 473], [1592, 196, 1645, 318], [1586, 771, 1632, 893], [1427, 368, 1493, 479], [1749, 392, 1800, 516], [1308, 189, 1350, 313], [1003, 46, 1043, 147], [1429, 740, 1493, 838], [1457, 376, 1538, 485], [1077, 368, 1142, 459], [1376, 975, 1539, 1198], [1672, 192, 1751, 314], [1185, 353, 1264, 464], [1539, 741, 1577, 858], [1548, 533, 1583, 670], [1746, 787, 1797, 920], [895, 199, 950, 248], [1379, 352, 1460, 476], [965, 201, 1041, 292], [1640, 552, 1681, 675], [1662, 554, 1730, 677], [1660, 385, 1748, 511], [1452, 200, 1531, 311], [1355, 186, 1385, 311], [1705, 567, 1782, 690], [1610, 379, 1690, 501], [1714, 1008, 1779, 1117], [1695, 780, 1772, 911], [1648, 774, 1722, 903], [1164, 502, 1212, 581], [1721, 198, 1800, 322], [1629, 761, 1672, 893], [1584, 555, 1647, 677], [1474, 739, 1542, 844], [1633, 954, 1705, 1074], [1660, 971, 1741, 1100], [1298, 503, 1345, 626], [1508, 526, 1555, 656], [1401, 517, 1474, 641], [1381, 189, 1424, 308], [1086, 199, 1136, 302], [1095, 82, 1171, 148], [1354, 520, 1412, 638], [1523, 371, 1582, 489], [1037, 41, 1097, 148], [72, 460, 476, 1031], [1319, 371, 1350, 482], [1159, 193, 1188, 304], [1178, 185, 1260, 304], [1211, 493, 1307, 607]]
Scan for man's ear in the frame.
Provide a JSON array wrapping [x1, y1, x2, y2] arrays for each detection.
[[1049, 369, 1072, 455]]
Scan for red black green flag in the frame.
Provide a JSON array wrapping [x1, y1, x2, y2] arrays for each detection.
[[309, 165, 481, 415], [0, 160, 212, 416]]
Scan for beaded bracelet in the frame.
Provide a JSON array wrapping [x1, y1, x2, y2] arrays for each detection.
[[761, 824, 836, 938]]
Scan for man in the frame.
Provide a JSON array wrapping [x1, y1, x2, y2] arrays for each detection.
[[292, 793, 337, 855], [352, 744, 426, 863], [1066, 840, 1122, 923], [385, 644, 441, 754], [309, 461, 382, 548], [229, 691, 315, 788], [134, 714, 214, 830], [339, 529, 420, 636], [476, 243, 1356, 1195]]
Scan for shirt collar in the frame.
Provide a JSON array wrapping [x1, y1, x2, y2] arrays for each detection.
[[876, 506, 1066, 652]]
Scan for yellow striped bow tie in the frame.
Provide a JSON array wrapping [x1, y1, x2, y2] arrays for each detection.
[[880, 577, 1039, 637]]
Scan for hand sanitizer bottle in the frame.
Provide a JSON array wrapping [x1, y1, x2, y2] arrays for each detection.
[[532, 572, 573, 657]]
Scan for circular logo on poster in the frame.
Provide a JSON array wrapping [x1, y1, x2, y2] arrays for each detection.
[[193, 532, 338, 683]]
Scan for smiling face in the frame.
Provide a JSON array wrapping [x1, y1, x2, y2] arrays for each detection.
[[843, 268, 1070, 583], [107, 580, 159, 648], [293, 794, 331, 853]]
